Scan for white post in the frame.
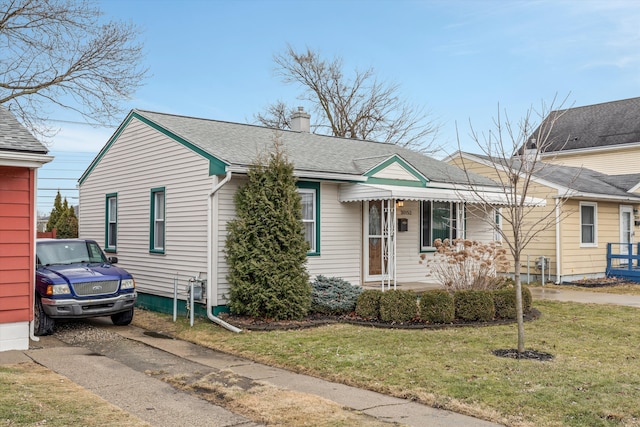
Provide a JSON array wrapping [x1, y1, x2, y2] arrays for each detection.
[[189, 279, 194, 327], [173, 274, 178, 322]]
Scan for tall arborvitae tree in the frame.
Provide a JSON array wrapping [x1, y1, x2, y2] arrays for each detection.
[[46, 191, 63, 232], [225, 139, 311, 320], [56, 204, 78, 238], [46, 191, 78, 237]]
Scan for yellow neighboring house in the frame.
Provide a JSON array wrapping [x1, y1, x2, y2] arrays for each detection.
[[448, 152, 640, 283], [448, 97, 640, 283]]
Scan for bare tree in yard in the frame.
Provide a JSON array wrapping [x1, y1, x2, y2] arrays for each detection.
[[256, 45, 440, 153], [0, 0, 147, 136], [453, 97, 574, 354]]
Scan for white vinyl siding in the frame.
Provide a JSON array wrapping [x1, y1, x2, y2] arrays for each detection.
[[464, 205, 496, 243], [78, 118, 211, 301], [304, 183, 361, 285]]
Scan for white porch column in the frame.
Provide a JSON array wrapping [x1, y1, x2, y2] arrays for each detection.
[[381, 199, 397, 290]]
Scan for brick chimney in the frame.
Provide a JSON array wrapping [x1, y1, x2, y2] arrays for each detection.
[[290, 106, 310, 132]]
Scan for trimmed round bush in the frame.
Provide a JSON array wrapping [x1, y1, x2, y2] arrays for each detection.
[[355, 289, 382, 319], [419, 289, 455, 323], [493, 286, 533, 319], [493, 288, 517, 319], [454, 290, 495, 322], [310, 275, 362, 315], [522, 286, 532, 313], [379, 290, 418, 323]]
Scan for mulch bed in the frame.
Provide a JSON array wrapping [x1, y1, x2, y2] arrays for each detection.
[[492, 348, 554, 361], [561, 277, 631, 288], [217, 308, 542, 331]]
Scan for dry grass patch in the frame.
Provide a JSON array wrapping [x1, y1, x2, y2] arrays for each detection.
[[164, 370, 400, 427], [0, 362, 150, 427]]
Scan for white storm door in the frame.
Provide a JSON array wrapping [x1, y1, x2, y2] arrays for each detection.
[[364, 201, 384, 282], [620, 205, 634, 258]]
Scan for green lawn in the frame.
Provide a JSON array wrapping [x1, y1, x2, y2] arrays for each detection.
[[143, 300, 640, 427]]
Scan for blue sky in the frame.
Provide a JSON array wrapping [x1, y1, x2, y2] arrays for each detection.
[[37, 0, 640, 213]]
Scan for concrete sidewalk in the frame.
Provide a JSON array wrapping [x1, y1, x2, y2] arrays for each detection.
[[1, 324, 502, 427], [530, 286, 640, 307]]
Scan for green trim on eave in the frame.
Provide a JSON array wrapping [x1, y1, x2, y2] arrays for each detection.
[[364, 155, 429, 186], [78, 111, 228, 185], [135, 292, 229, 317], [365, 177, 426, 187]]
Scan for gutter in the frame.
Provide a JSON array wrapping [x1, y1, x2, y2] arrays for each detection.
[[207, 171, 242, 333]]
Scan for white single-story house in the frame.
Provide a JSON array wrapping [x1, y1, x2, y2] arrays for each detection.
[[78, 108, 537, 317]]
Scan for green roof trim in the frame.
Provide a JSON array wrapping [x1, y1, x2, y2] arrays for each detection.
[[78, 111, 228, 185], [363, 154, 429, 187]]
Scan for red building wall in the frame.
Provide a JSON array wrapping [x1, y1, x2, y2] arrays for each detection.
[[0, 166, 35, 324]]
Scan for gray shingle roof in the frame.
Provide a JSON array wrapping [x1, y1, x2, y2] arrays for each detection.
[[531, 97, 640, 153], [135, 110, 497, 187], [469, 151, 640, 199], [531, 162, 640, 198], [0, 106, 48, 153]]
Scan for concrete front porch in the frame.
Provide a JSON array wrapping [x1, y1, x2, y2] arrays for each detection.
[[362, 281, 443, 293]]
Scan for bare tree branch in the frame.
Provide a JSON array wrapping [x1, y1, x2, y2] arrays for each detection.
[[0, 0, 147, 137], [256, 45, 440, 153], [453, 95, 577, 353]]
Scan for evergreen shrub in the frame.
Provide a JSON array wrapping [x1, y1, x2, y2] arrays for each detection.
[[379, 290, 418, 323], [522, 286, 532, 313], [454, 290, 495, 322], [355, 290, 382, 320], [419, 289, 455, 323], [310, 275, 362, 315], [225, 142, 311, 320], [493, 288, 517, 319]]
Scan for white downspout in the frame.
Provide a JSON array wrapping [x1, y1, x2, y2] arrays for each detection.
[[207, 171, 241, 333], [555, 198, 561, 284], [30, 167, 40, 342]]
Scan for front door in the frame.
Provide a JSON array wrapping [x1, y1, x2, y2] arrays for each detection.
[[365, 201, 384, 281], [620, 205, 634, 258]]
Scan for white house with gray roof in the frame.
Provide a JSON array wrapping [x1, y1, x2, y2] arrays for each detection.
[[78, 109, 526, 316]]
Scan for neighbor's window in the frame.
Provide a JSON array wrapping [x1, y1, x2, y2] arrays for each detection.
[[494, 208, 503, 243], [580, 202, 597, 246], [150, 187, 165, 253], [421, 201, 459, 250], [105, 193, 117, 252], [297, 182, 320, 255]]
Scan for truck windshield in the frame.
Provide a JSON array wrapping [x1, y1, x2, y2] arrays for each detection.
[[37, 241, 108, 266]]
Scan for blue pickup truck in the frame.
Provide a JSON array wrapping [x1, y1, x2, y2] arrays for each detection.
[[34, 239, 137, 336]]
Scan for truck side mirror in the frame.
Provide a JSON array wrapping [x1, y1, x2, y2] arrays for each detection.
[[108, 256, 118, 264]]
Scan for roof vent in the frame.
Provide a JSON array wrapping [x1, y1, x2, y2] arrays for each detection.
[[290, 106, 310, 133]]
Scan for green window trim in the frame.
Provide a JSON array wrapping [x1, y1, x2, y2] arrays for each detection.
[[297, 181, 321, 256], [150, 187, 166, 254], [105, 193, 117, 252]]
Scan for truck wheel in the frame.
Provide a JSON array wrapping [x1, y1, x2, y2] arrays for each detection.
[[111, 308, 134, 326], [34, 295, 55, 336]]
